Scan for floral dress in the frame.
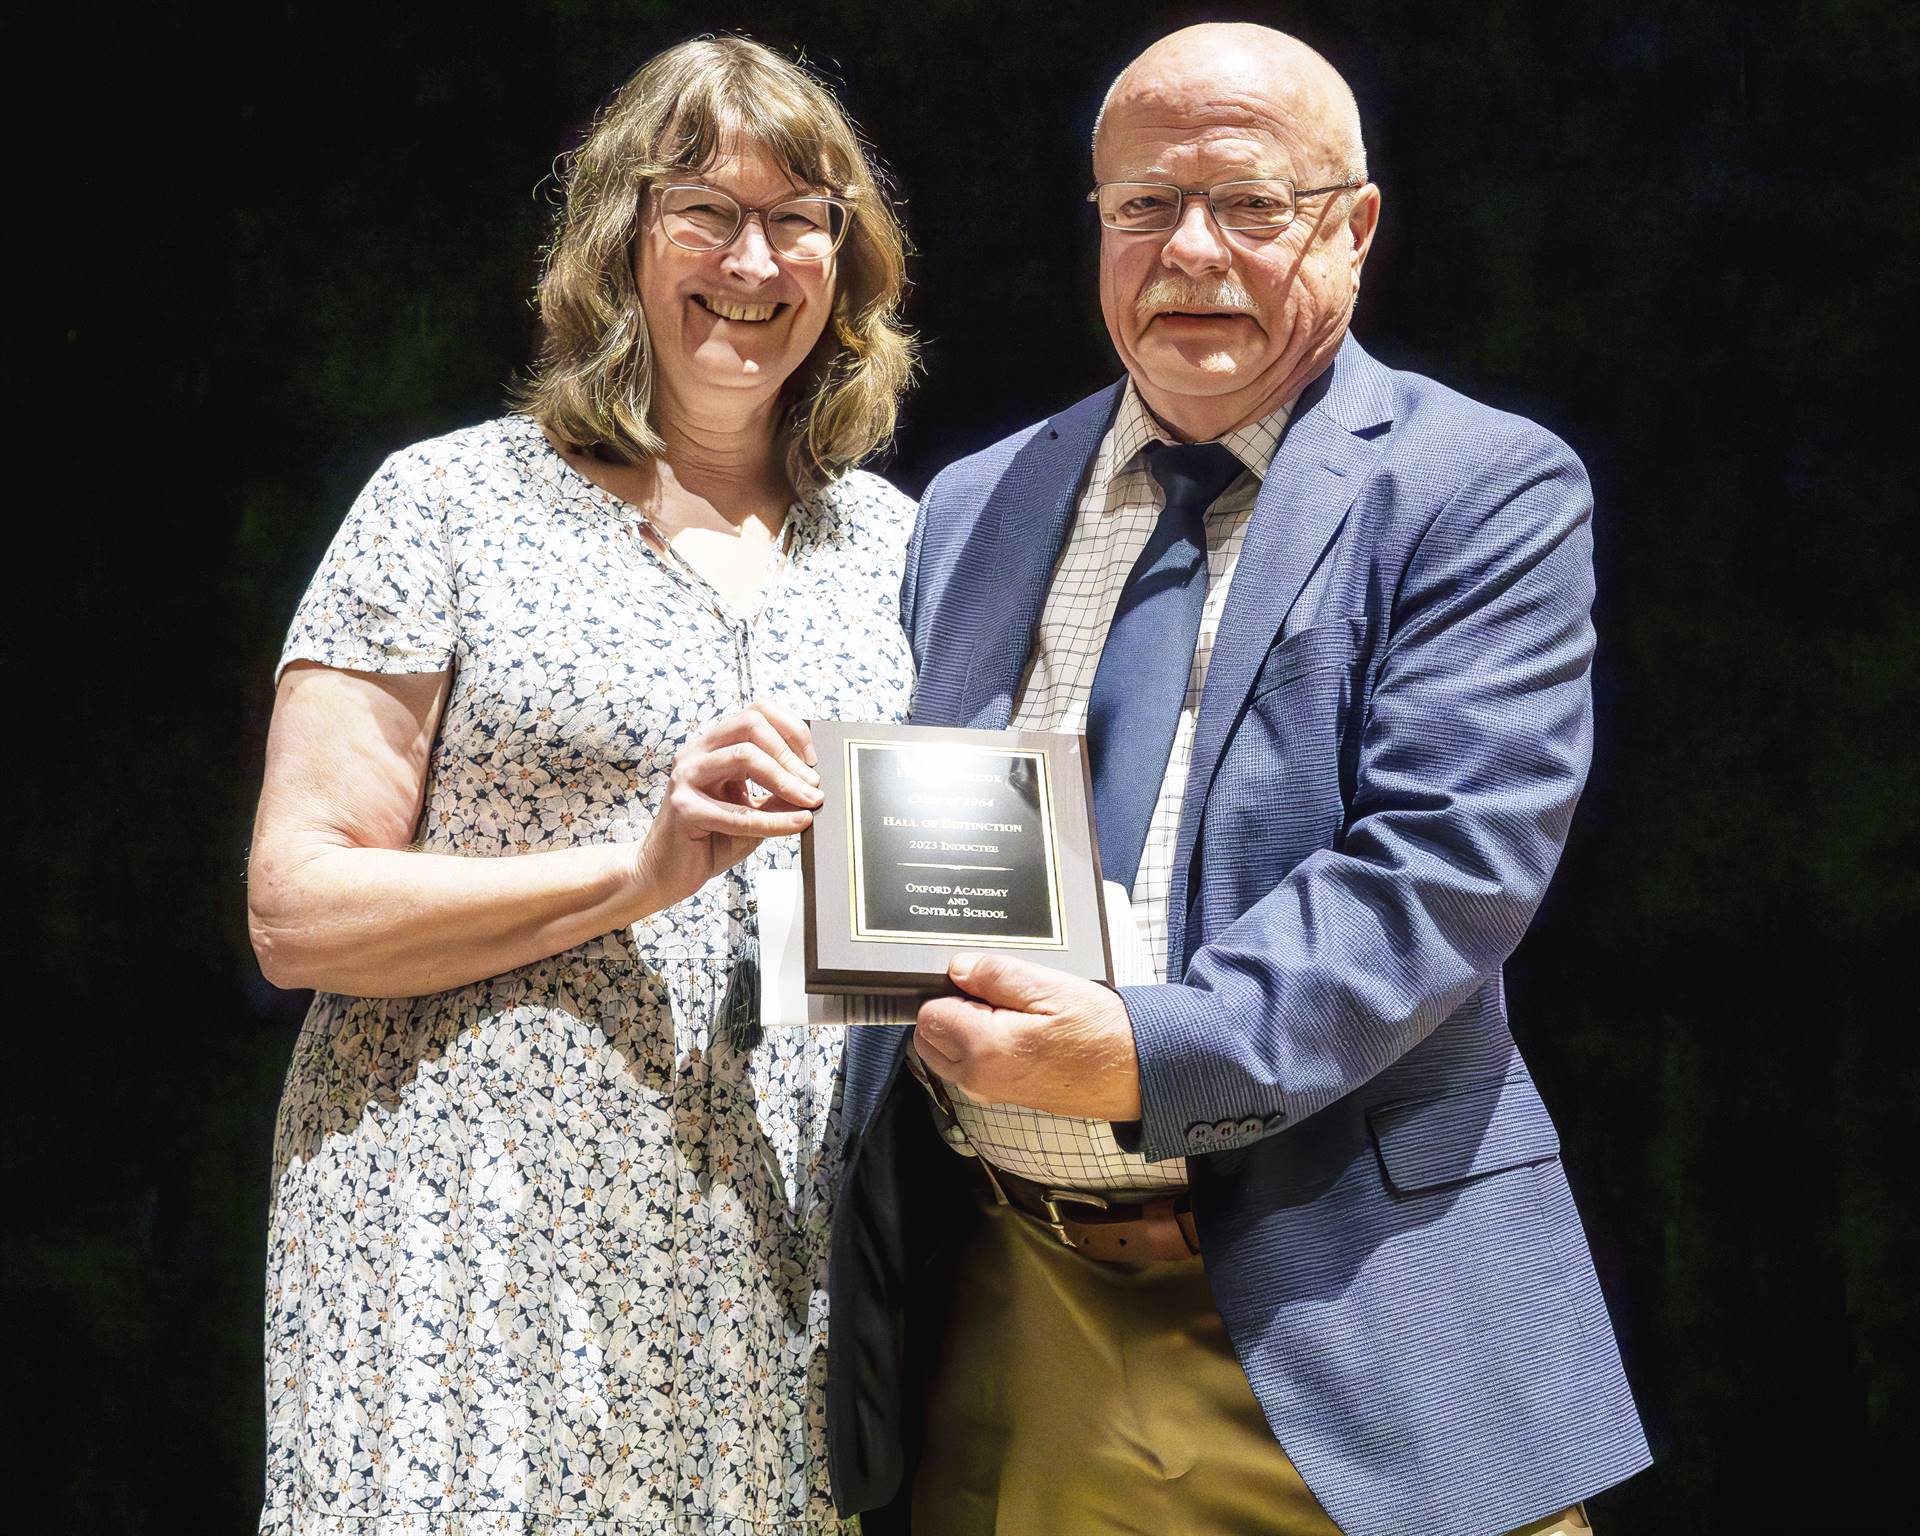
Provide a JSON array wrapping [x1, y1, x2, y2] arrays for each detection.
[[261, 414, 915, 1536]]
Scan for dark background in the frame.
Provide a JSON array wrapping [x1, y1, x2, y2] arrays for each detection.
[[9, 0, 1914, 1529]]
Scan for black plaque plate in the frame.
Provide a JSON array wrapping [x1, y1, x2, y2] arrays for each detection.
[[801, 721, 1112, 995]]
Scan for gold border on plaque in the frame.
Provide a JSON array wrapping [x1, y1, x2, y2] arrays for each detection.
[[845, 737, 1069, 949]]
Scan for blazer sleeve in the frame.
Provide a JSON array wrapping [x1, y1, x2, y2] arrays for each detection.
[[1120, 425, 1598, 1162]]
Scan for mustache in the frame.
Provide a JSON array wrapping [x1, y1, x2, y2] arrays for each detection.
[[1135, 275, 1261, 320]]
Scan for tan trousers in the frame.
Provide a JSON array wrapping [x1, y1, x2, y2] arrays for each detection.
[[911, 1199, 1594, 1536]]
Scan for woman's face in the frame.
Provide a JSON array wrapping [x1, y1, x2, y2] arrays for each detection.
[[634, 141, 840, 414]]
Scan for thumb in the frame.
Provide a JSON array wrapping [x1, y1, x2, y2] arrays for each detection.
[[948, 951, 1059, 1012]]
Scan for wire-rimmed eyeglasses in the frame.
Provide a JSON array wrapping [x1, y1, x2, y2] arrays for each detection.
[[652, 183, 854, 261], [1088, 177, 1364, 234]]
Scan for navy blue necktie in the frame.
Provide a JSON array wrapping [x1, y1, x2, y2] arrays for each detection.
[[1086, 440, 1244, 893]]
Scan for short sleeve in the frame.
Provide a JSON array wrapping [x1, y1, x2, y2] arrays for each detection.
[[277, 449, 458, 685], [842, 469, 916, 569]]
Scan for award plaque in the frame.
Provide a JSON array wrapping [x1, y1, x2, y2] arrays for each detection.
[[800, 721, 1113, 995]]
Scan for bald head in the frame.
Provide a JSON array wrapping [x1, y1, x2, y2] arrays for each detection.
[[1093, 24, 1365, 186]]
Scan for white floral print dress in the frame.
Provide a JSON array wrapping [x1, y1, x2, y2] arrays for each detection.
[[261, 414, 914, 1536]]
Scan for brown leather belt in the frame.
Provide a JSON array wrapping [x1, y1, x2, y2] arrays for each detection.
[[903, 1044, 1201, 1263], [985, 1164, 1202, 1264]]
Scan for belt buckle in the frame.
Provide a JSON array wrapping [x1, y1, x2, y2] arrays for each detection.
[[1040, 1188, 1110, 1246]]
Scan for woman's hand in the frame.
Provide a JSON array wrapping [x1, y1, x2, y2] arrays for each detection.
[[636, 699, 823, 910]]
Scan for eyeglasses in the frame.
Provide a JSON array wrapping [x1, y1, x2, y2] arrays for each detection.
[[652, 183, 853, 261], [1087, 177, 1364, 234]]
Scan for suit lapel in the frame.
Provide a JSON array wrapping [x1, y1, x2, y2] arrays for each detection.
[[1166, 338, 1396, 972], [943, 385, 1123, 728], [857, 383, 1121, 1140]]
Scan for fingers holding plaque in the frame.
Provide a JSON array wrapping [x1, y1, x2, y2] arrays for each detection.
[[800, 721, 1114, 995]]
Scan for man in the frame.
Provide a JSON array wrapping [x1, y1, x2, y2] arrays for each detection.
[[828, 23, 1649, 1536]]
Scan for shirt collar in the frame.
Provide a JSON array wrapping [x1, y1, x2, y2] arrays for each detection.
[[1108, 378, 1294, 483]]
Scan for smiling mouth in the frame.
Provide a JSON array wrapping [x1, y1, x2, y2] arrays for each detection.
[[694, 294, 786, 323]]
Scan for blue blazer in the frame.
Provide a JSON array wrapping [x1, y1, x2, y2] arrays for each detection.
[[827, 336, 1650, 1536]]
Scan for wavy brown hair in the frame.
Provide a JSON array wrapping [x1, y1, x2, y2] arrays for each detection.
[[520, 36, 916, 495]]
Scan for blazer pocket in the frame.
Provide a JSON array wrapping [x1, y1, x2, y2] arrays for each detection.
[[1248, 617, 1370, 702], [1366, 1073, 1562, 1195]]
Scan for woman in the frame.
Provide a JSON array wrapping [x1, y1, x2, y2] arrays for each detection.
[[248, 37, 915, 1535]]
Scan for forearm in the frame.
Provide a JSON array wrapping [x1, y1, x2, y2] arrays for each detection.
[[1122, 843, 1521, 1158], [248, 837, 659, 998]]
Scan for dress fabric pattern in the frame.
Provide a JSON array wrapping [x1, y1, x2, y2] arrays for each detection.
[[261, 414, 915, 1536]]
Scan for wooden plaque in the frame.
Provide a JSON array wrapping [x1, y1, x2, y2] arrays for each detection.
[[800, 720, 1113, 996]]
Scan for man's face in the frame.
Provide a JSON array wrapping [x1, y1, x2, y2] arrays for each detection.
[[1096, 102, 1376, 435]]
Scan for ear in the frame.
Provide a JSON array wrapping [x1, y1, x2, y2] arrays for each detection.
[[1344, 183, 1382, 277]]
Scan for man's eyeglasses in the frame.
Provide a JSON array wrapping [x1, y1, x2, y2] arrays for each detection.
[[1088, 177, 1364, 234], [653, 184, 854, 261]]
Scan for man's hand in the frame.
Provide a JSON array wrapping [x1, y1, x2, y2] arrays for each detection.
[[914, 952, 1143, 1121]]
